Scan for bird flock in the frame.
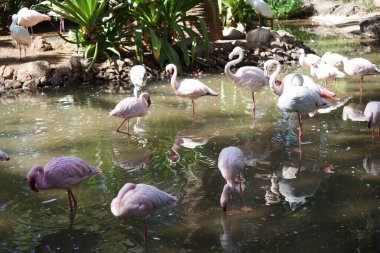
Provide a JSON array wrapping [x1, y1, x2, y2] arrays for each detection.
[[3, 4, 380, 245]]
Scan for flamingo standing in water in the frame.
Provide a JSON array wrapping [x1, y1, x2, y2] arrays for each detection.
[[0, 150, 10, 161], [111, 183, 177, 243], [321, 52, 346, 68], [246, 0, 274, 29], [218, 146, 245, 211], [166, 64, 218, 119], [264, 60, 330, 143], [17, 7, 51, 36], [343, 57, 380, 95], [27, 156, 100, 212], [264, 60, 336, 99], [224, 46, 268, 115], [309, 62, 345, 87], [10, 14, 31, 60], [130, 65, 148, 98], [364, 101, 380, 142], [109, 92, 151, 136], [299, 48, 321, 69]]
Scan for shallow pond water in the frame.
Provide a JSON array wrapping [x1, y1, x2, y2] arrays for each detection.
[[2, 36, 380, 252]]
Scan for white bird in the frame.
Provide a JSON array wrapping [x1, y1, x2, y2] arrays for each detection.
[[17, 7, 51, 36], [165, 64, 218, 119], [10, 14, 31, 60], [246, 0, 274, 29], [264, 60, 330, 143], [321, 52, 347, 68], [343, 57, 380, 94], [218, 146, 245, 211], [299, 48, 321, 69], [111, 183, 177, 243], [224, 46, 268, 114], [109, 92, 151, 136], [309, 62, 345, 87], [364, 101, 380, 142], [130, 65, 148, 98]]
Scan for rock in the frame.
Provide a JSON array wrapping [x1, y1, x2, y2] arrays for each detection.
[[360, 15, 380, 39], [31, 36, 53, 52], [2, 66, 14, 79], [246, 28, 271, 45], [22, 80, 37, 91], [223, 27, 245, 39], [15, 61, 50, 83], [69, 56, 83, 73]]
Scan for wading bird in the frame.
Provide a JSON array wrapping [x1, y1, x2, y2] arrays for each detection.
[[130, 65, 148, 98], [0, 150, 10, 161], [17, 7, 51, 36], [309, 62, 345, 87], [166, 64, 218, 119], [27, 156, 100, 212], [246, 0, 274, 29], [109, 92, 151, 136], [364, 101, 380, 142], [111, 183, 177, 243], [225, 46, 268, 115], [299, 48, 321, 69], [218, 146, 245, 211], [10, 14, 31, 60]]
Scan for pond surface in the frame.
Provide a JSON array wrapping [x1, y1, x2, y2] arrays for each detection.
[[1, 35, 380, 253]]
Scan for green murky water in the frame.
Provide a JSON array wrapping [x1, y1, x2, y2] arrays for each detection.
[[1, 26, 380, 252]]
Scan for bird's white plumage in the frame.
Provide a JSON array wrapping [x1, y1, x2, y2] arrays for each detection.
[[130, 65, 147, 98], [218, 146, 245, 188], [246, 0, 273, 18]]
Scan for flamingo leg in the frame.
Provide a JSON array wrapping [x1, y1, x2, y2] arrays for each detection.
[[238, 174, 243, 200], [372, 128, 375, 143], [18, 45, 22, 61], [297, 112, 303, 143], [144, 218, 148, 244], [251, 92, 256, 113], [116, 119, 131, 136], [360, 76, 364, 94], [67, 189, 77, 212]]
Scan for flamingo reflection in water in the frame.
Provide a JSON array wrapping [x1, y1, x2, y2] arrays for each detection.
[[265, 161, 334, 210]]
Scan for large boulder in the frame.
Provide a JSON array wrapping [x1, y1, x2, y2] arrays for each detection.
[[15, 61, 51, 83], [360, 15, 380, 39]]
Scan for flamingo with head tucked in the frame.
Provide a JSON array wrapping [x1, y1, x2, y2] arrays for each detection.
[[218, 146, 245, 211], [109, 92, 151, 136], [321, 52, 347, 68], [27, 156, 100, 212], [264, 60, 330, 143], [165, 64, 218, 119], [225, 46, 268, 114], [299, 48, 321, 69], [364, 101, 380, 142], [309, 62, 345, 87], [343, 57, 380, 94], [111, 183, 177, 243]]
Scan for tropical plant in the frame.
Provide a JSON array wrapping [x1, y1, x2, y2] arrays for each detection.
[[39, 0, 123, 72], [121, 0, 211, 69], [218, 0, 255, 28], [266, 0, 302, 19]]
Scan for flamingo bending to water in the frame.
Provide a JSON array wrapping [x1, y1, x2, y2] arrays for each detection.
[[130, 65, 148, 98], [27, 156, 100, 212], [364, 101, 380, 141], [218, 146, 245, 211], [17, 7, 51, 36], [343, 57, 380, 94], [246, 0, 274, 29], [0, 150, 10, 161], [309, 63, 345, 87], [166, 64, 218, 119], [111, 183, 177, 243], [10, 14, 31, 60], [109, 92, 151, 136], [225, 46, 268, 114], [264, 60, 330, 143]]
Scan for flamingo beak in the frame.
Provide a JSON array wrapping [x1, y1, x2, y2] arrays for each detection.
[[29, 178, 39, 192], [147, 98, 151, 107], [222, 206, 227, 212]]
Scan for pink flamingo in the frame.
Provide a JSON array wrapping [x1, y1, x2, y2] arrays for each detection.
[[224, 46, 268, 114], [109, 92, 151, 136], [17, 7, 51, 36], [111, 183, 177, 243], [264, 60, 336, 99], [343, 57, 380, 94], [0, 150, 10, 161], [27, 156, 100, 212], [309, 62, 345, 87], [299, 48, 321, 69], [265, 60, 330, 143], [321, 52, 346, 68], [364, 101, 380, 142], [218, 146, 245, 211], [165, 64, 218, 119]]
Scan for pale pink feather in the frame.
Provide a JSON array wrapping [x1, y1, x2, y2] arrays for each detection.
[[17, 7, 51, 27], [109, 92, 150, 119]]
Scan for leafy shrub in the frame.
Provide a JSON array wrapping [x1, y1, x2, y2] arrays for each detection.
[[266, 0, 302, 19], [219, 0, 256, 28]]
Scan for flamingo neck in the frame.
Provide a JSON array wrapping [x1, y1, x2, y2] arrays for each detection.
[[29, 165, 49, 190], [220, 184, 230, 209], [268, 61, 283, 96], [170, 67, 180, 91], [224, 50, 243, 80]]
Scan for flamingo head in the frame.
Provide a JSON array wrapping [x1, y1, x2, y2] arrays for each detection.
[[12, 14, 18, 23], [27, 165, 43, 192], [141, 92, 151, 107], [165, 64, 176, 77], [228, 46, 242, 60]]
